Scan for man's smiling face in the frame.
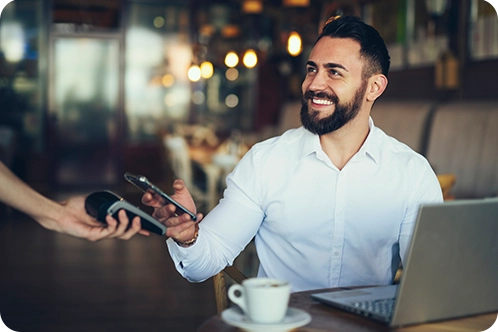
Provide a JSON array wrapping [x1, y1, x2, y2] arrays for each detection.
[[300, 37, 368, 135]]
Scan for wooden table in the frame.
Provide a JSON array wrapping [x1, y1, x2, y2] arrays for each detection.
[[197, 287, 497, 331]]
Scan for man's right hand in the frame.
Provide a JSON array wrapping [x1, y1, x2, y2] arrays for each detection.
[[141, 179, 203, 243]]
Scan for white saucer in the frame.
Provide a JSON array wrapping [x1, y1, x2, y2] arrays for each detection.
[[221, 307, 311, 332]]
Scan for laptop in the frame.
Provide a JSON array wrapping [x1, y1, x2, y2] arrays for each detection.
[[311, 198, 498, 327]]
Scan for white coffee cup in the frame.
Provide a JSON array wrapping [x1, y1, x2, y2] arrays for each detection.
[[227, 277, 291, 324]]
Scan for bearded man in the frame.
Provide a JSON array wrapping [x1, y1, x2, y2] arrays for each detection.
[[144, 16, 443, 292]]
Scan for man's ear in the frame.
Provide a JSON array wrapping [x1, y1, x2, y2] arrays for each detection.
[[366, 74, 388, 102]]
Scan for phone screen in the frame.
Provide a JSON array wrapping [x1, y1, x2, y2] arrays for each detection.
[[124, 173, 197, 221]]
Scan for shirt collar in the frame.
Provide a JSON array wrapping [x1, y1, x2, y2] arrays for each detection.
[[359, 117, 380, 164], [300, 128, 322, 159], [298, 117, 381, 164]]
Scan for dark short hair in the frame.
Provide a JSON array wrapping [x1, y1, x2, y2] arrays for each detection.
[[317, 15, 390, 78]]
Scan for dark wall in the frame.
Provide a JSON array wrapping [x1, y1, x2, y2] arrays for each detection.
[[383, 59, 498, 101], [464, 59, 498, 99]]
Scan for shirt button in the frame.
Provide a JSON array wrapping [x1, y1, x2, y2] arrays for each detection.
[[334, 251, 340, 256]]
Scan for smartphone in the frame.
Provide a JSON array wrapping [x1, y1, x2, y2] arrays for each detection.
[[85, 190, 166, 235], [124, 172, 197, 221]]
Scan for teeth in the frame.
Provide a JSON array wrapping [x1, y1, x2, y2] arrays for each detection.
[[313, 98, 334, 105]]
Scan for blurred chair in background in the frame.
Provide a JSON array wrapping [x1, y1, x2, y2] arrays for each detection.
[[162, 133, 220, 214], [370, 100, 434, 154], [174, 124, 219, 148], [426, 102, 498, 199], [213, 129, 249, 189]]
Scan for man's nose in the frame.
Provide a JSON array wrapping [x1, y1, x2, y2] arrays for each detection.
[[308, 72, 328, 91]]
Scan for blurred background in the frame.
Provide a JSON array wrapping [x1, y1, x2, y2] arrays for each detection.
[[0, 0, 496, 194], [0, 0, 497, 331]]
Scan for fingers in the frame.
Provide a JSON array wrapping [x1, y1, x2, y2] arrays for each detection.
[[104, 214, 119, 231], [172, 179, 186, 191], [164, 213, 203, 243], [114, 209, 131, 234], [141, 192, 163, 209], [159, 209, 203, 228], [118, 216, 143, 240], [81, 217, 118, 242], [142, 192, 168, 209], [171, 179, 193, 201], [61, 195, 150, 241], [138, 229, 151, 236], [95, 207, 199, 241], [152, 204, 177, 220], [104, 210, 143, 240], [165, 220, 198, 242]]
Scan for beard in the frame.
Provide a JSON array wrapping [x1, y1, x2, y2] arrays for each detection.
[[300, 80, 367, 136]]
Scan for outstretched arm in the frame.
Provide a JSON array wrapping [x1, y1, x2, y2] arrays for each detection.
[[0, 161, 148, 241]]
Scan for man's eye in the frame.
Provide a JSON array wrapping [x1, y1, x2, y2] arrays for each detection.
[[306, 67, 316, 73], [330, 70, 340, 76]]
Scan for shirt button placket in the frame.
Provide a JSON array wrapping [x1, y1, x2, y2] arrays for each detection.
[[331, 170, 346, 286]]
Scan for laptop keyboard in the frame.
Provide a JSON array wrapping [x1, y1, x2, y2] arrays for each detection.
[[352, 297, 395, 316]]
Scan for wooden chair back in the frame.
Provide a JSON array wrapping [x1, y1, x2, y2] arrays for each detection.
[[213, 266, 248, 314], [437, 173, 456, 200]]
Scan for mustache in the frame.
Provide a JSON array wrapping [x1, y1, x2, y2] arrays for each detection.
[[303, 91, 339, 104]]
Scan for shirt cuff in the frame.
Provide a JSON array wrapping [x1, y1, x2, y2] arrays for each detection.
[[166, 232, 203, 274]]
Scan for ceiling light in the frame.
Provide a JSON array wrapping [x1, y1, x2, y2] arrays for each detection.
[[243, 0, 263, 13], [225, 51, 239, 68], [225, 68, 239, 81], [283, 0, 310, 7], [162, 74, 175, 87], [188, 64, 201, 82], [287, 31, 302, 56], [243, 49, 258, 68], [221, 25, 240, 38], [200, 61, 214, 79]]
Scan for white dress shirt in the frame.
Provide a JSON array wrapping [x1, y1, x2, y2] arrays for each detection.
[[167, 118, 443, 292]]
